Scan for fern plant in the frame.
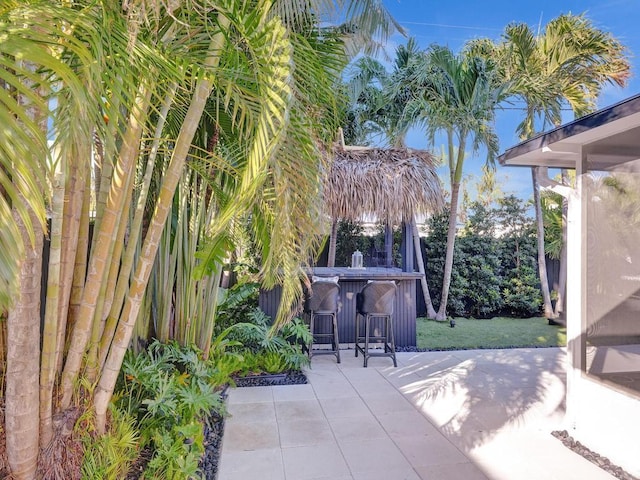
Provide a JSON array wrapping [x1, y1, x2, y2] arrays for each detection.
[[81, 406, 139, 480]]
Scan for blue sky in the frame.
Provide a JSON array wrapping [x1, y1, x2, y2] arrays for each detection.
[[379, 0, 640, 201]]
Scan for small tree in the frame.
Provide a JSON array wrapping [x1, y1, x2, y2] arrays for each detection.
[[400, 45, 507, 320], [457, 202, 503, 317], [424, 208, 464, 315], [496, 195, 541, 317]]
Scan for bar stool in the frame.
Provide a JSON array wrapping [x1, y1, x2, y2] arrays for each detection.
[[304, 280, 341, 363], [355, 281, 397, 367]]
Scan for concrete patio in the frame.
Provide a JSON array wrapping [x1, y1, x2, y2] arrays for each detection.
[[218, 347, 617, 480]]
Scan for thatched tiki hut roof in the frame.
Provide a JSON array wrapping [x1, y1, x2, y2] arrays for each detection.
[[324, 147, 444, 226], [322, 145, 444, 269]]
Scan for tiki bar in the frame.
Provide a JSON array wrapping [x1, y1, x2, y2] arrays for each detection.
[[260, 142, 444, 347]]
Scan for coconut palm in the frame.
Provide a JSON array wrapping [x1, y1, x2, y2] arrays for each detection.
[[400, 45, 507, 320], [499, 14, 630, 319]]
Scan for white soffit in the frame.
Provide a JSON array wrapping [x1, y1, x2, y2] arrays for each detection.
[[498, 95, 640, 169]]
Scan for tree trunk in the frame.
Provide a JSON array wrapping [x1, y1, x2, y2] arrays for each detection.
[[64, 164, 91, 372], [39, 171, 65, 448], [385, 223, 393, 268], [98, 84, 177, 371], [436, 181, 461, 321], [327, 219, 337, 267], [6, 206, 42, 480], [94, 19, 230, 433], [411, 216, 437, 318], [532, 167, 554, 318], [54, 153, 86, 374], [86, 158, 137, 382], [554, 169, 570, 318], [60, 84, 152, 409]]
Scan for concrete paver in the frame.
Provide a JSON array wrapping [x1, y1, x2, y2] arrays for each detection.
[[218, 347, 616, 480]]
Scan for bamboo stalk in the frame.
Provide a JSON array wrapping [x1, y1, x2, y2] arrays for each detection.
[[60, 83, 152, 409], [63, 162, 91, 372], [94, 19, 231, 433], [54, 148, 86, 376], [39, 169, 65, 448], [98, 84, 177, 369], [86, 155, 136, 382]]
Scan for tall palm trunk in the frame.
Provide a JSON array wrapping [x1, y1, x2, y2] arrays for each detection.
[[553, 169, 570, 318], [60, 84, 152, 408], [86, 158, 137, 382], [6, 205, 42, 480], [411, 216, 437, 318], [436, 180, 461, 321], [94, 19, 230, 433], [39, 170, 65, 448], [532, 167, 554, 318], [54, 154, 86, 374], [97, 84, 177, 371], [64, 163, 91, 371], [436, 133, 466, 321]]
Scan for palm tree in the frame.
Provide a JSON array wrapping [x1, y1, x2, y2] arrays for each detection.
[[1, 3, 110, 475], [400, 45, 507, 320], [342, 39, 445, 316], [499, 14, 630, 319], [2, 0, 402, 473]]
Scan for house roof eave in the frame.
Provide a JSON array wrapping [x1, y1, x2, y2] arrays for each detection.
[[498, 93, 640, 170]]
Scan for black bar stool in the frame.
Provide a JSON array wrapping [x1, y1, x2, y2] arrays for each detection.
[[304, 280, 341, 363], [355, 281, 397, 367]]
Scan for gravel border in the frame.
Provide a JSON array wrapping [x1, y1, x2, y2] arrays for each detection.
[[552, 430, 639, 480], [200, 405, 226, 480], [395, 345, 562, 353]]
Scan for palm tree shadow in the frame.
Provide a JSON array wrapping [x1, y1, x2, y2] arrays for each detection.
[[395, 348, 566, 452]]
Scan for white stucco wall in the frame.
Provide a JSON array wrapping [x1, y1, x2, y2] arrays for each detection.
[[569, 374, 640, 477], [565, 166, 640, 478]]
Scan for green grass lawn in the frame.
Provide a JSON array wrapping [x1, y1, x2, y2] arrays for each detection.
[[416, 316, 567, 350]]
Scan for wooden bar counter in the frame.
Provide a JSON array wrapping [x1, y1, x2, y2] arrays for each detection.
[[259, 267, 423, 347]]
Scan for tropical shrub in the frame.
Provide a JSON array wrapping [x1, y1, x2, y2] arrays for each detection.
[[502, 265, 543, 316], [115, 341, 225, 479], [226, 308, 311, 376], [213, 282, 260, 335], [213, 281, 312, 375], [423, 197, 541, 318], [456, 203, 504, 317]]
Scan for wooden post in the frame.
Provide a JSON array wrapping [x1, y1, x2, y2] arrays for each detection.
[[327, 219, 338, 267], [401, 220, 414, 272], [385, 223, 393, 268]]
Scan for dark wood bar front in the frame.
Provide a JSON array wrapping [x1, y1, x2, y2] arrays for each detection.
[[259, 267, 423, 347]]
